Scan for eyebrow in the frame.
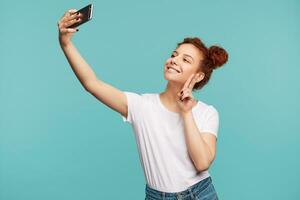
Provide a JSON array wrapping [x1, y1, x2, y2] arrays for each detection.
[[173, 51, 194, 62]]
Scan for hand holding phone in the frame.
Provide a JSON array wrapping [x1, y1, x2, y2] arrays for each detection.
[[67, 4, 93, 28], [57, 4, 93, 46]]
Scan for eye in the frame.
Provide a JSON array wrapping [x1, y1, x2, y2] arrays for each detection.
[[183, 58, 190, 63], [171, 54, 175, 58]]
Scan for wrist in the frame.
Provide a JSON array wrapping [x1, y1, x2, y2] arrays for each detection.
[[59, 38, 72, 48], [180, 110, 192, 118]]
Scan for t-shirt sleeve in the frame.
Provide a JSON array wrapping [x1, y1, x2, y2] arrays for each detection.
[[201, 105, 220, 138], [121, 91, 144, 124]]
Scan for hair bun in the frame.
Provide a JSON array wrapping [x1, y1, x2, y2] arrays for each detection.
[[208, 45, 228, 69]]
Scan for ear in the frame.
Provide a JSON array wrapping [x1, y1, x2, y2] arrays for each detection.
[[196, 72, 205, 82]]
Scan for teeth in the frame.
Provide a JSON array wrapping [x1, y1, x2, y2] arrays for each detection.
[[168, 68, 178, 73], [167, 67, 180, 73]]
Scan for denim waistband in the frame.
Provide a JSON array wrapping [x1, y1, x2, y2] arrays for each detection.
[[145, 176, 212, 199]]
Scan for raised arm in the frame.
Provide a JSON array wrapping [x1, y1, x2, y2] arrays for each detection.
[[57, 9, 128, 118]]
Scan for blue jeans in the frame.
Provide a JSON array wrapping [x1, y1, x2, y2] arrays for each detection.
[[145, 177, 218, 200]]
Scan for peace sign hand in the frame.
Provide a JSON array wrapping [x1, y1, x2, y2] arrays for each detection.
[[176, 73, 202, 115]]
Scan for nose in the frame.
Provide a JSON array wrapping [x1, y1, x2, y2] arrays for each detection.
[[171, 57, 178, 65]]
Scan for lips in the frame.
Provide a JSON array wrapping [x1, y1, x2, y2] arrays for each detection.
[[167, 66, 181, 73]]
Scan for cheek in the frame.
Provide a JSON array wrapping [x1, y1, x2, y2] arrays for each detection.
[[164, 59, 172, 67], [180, 69, 198, 80]]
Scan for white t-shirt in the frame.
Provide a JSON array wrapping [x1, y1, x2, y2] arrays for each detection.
[[120, 91, 219, 193]]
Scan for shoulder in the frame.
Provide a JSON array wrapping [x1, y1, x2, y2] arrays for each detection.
[[207, 105, 219, 115], [123, 91, 157, 103], [196, 99, 219, 116]]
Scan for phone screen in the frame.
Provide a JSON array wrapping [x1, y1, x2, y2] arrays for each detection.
[[68, 4, 93, 28]]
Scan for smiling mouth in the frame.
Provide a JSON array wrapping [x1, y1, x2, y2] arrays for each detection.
[[167, 66, 181, 73]]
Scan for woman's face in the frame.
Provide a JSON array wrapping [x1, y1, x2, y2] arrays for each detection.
[[163, 43, 205, 85]]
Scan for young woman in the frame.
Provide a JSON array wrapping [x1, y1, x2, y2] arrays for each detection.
[[57, 9, 228, 200]]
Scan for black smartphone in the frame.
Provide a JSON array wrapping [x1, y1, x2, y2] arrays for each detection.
[[68, 4, 93, 28]]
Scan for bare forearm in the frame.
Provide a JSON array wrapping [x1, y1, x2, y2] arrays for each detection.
[[182, 111, 213, 171], [60, 42, 99, 88]]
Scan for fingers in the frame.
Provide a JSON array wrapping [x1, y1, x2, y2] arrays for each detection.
[[58, 12, 83, 32], [68, 9, 78, 13], [65, 11, 83, 23], [188, 73, 201, 89], [60, 9, 77, 22], [177, 73, 202, 101], [178, 89, 193, 101], [63, 17, 81, 28], [57, 9, 81, 28], [182, 73, 195, 91], [65, 9, 78, 18], [60, 28, 78, 33]]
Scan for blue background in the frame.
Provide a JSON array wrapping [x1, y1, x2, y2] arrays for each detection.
[[1, 0, 299, 199]]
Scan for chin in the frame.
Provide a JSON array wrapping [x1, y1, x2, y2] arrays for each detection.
[[163, 72, 183, 84]]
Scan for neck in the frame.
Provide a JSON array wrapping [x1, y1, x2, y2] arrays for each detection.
[[160, 81, 182, 106]]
